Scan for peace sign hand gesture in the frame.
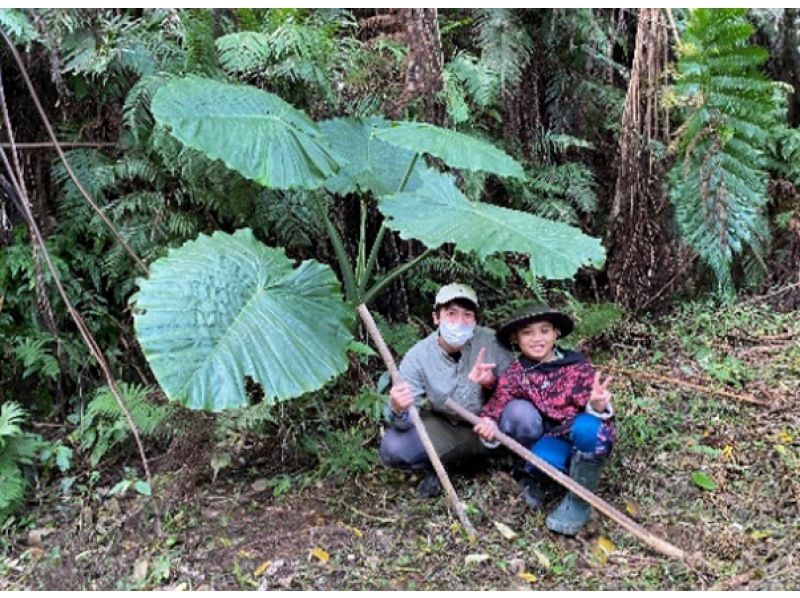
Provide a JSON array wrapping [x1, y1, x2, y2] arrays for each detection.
[[589, 372, 613, 413], [468, 347, 497, 388]]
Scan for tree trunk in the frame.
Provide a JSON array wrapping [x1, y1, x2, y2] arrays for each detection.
[[606, 8, 681, 313], [781, 9, 800, 127], [383, 8, 445, 124]]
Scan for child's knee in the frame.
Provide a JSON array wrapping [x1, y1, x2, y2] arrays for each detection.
[[529, 436, 572, 473], [571, 413, 614, 457], [500, 400, 543, 445]]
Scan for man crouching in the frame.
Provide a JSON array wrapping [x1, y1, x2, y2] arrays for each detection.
[[378, 283, 544, 497]]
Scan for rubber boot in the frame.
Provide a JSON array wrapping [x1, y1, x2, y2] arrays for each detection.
[[545, 452, 603, 535], [415, 470, 442, 498]]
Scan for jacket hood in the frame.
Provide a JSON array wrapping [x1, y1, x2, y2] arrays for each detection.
[[518, 348, 585, 372]]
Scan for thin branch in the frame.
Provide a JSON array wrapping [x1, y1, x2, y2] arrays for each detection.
[[0, 141, 117, 149], [598, 364, 773, 407], [0, 29, 148, 275], [665, 8, 680, 46]]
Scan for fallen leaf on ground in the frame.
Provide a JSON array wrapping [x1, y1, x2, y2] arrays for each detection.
[[132, 559, 149, 582], [508, 558, 526, 574], [310, 547, 330, 563], [531, 547, 551, 570], [518, 572, 538, 583], [464, 554, 490, 566], [340, 523, 363, 538], [591, 536, 615, 566], [251, 478, 269, 492], [493, 521, 518, 541], [691, 471, 717, 491], [254, 560, 272, 577]]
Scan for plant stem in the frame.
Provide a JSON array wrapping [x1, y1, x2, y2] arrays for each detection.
[[358, 153, 419, 298], [355, 197, 368, 286], [362, 248, 432, 306], [322, 210, 358, 303], [358, 224, 386, 297], [396, 153, 419, 194]]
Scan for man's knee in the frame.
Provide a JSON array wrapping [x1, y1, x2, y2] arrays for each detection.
[[379, 430, 426, 469], [500, 400, 543, 446]]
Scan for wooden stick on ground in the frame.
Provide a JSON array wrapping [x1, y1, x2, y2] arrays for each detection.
[[444, 399, 704, 567], [597, 364, 772, 407], [356, 304, 477, 540]]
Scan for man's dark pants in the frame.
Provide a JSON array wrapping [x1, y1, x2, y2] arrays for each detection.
[[379, 400, 542, 470]]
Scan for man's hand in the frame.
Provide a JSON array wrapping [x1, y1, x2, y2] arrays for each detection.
[[473, 416, 499, 441], [468, 347, 497, 388], [589, 372, 613, 413], [389, 382, 415, 415]]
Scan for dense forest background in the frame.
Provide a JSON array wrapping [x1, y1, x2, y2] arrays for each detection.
[[1, 8, 799, 590]]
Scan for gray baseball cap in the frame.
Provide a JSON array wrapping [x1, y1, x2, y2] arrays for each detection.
[[435, 283, 479, 309]]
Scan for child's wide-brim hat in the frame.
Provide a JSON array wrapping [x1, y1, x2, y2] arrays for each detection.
[[497, 304, 574, 348]]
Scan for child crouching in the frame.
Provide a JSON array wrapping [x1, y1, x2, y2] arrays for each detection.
[[473, 304, 616, 536]]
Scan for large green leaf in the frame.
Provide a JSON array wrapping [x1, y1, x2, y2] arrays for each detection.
[[319, 116, 427, 196], [151, 77, 340, 190], [374, 121, 525, 179], [379, 171, 605, 280], [131, 229, 353, 411]]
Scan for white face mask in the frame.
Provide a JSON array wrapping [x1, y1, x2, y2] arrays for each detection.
[[439, 320, 475, 347]]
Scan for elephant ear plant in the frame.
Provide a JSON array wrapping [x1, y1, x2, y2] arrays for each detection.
[[131, 76, 604, 531], [133, 75, 605, 412]]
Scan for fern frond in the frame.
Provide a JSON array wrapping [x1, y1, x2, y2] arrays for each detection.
[[88, 383, 172, 437], [0, 402, 26, 447], [475, 8, 533, 93], [0, 8, 39, 43], [216, 31, 271, 75], [123, 74, 172, 142], [447, 51, 500, 110]]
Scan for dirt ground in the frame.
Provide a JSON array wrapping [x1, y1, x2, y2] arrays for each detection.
[[2, 303, 799, 590]]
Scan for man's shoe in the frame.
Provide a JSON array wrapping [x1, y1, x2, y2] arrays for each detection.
[[517, 472, 548, 510], [415, 471, 442, 498], [545, 453, 604, 536]]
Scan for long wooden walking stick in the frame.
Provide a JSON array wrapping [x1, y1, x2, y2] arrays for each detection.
[[444, 400, 704, 567], [356, 304, 477, 539]]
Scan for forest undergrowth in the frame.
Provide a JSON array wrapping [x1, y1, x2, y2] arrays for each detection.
[[1, 299, 797, 591]]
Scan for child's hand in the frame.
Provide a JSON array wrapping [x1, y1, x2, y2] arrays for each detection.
[[468, 347, 497, 388], [589, 372, 613, 413], [473, 417, 499, 440]]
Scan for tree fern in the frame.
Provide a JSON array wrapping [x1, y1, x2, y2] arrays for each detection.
[[123, 74, 173, 143], [667, 8, 787, 293]]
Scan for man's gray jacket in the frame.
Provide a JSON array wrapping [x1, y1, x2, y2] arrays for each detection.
[[386, 326, 514, 431]]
